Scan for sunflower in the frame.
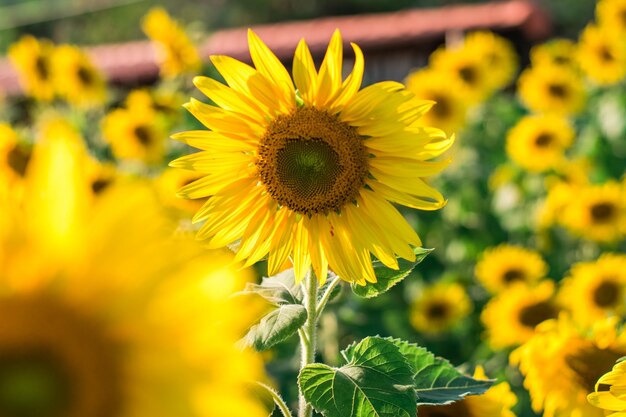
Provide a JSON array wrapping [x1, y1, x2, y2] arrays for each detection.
[[561, 181, 626, 242], [577, 24, 626, 85], [125, 88, 185, 119], [587, 359, 626, 415], [530, 39, 579, 69], [404, 68, 470, 135], [463, 30, 519, 90], [0, 123, 31, 183], [517, 64, 586, 115], [597, 0, 626, 34], [51, 44, 106, 107], [171, 30, 453, 284], [482, 281, 560, 349], [0, 118, 268, 417], [8, 35, 56, 101], [417, 366, 517, 417], [559, 254, 626, 327], [409, 281, 472, 334], [511, 316, 626, 417], [429, 45, 493, 104], [141, 7, 201, 78], [102, 106, 167, 165], [156, 167, 206, 214], [475, 244, 548, 294], [505, 114, 574, 173]]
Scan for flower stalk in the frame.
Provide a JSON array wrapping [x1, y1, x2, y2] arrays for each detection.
[[298, 269, 319, 417]]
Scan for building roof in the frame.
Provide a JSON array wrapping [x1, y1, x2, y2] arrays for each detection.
[[0, 0, 551, 95]]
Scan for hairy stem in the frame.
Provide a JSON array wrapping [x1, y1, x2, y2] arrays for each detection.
[[256, 381, 293, 417], [298, 269, 318, 417]]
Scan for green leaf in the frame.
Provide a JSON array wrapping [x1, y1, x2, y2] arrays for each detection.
[[299, 336, 416, 417], [352, 247, 433, 298], [385, 338, 493, 406], [237, 268, 303, 305], [239, 304, 307, 351]]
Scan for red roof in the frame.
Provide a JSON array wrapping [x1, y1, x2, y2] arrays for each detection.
[[0, 0, 551, 95]]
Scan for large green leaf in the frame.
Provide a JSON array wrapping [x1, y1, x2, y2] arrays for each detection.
[[386, 338, 493, 405], [299, 336, 416, 417], [239, 304, 307, 351], [352, 248, 433, 298]]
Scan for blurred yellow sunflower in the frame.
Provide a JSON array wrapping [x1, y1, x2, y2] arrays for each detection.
[[475, 244, 548, 294], [126, 88, 185, 119], [405, 68, 470, 135], [464, 30, 519, 90], [171, 30, 453, 284], [482, 281, 560, 349], [8, 35, 56, 101], [506, 114, 574, 173], [518, 64, 586, 115], [417, 366, 517, 417], [587, 359, 626, 415], [52, 45, 106, 107], [0, 123, 31, 184], [429, 45, 492, 104], [409, 281, 472, 334], [511, 316, 626, 417], [0, 118, 268, 417], [559, 254, 626, 327], [530, 39, 579, 69], [156, 167, 206, 214], [142, 7, 201, 78], [577, 24, 626, 85], [597, 0, 626, 34], [102, 107, 167, 165], [85, 157, 119, 197], [561, 181, 626, 242]]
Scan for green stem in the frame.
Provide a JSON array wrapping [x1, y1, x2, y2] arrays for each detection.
[[315, 274, 341, 322], [256, 381, 293, 417], [298, 269, 318, 417]]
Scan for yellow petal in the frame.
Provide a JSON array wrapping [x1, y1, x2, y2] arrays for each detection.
[[316, 29, 343, 107], [293, 39, 317, 106]]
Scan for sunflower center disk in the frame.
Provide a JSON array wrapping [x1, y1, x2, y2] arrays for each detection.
[[593, 280, 621, 307], [257, 107, 368, 215], [566, 346, 626, 392]]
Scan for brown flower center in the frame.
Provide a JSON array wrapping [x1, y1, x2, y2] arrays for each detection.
[[256, 107, 368, 215], [35, 56, 49, 80], [6, 146, 32, 177], [425, 301, 451, 321], [77, 66, 94, 86], [0, 297, 123, 417], [518, 301, 558, 329], [590, 202, 616, 223], [534, 133, 554, 148], [593, 280, 621, 308], [548, 83, 568, 99], [502, 268, 526, 284], [566, 345, 624, 393], [431, 94, 452, 119], [133, 125, 153, 146], [458, 66, 478, 85]]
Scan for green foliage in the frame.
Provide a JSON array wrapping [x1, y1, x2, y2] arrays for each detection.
[[351, 248, 432, 298], [238, 269, 307, 351], [299, 336, 492, 417]]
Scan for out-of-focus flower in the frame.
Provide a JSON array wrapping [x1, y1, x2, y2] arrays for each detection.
[[429, 45, 493, 104], [475, 244, 548, 294], [102, 106, 166, 165], [587, 358, 626, 415], [171, 29, 453, 284], [511, 316, 626, 417], [464, 30, 519, 90], [156, 167, 205, 214], [0, 117, 268, 417], [505, 114, 575, 172], [596, 0, 626, 34], [559, 254, 626, 326], [561, 181, 626, 243], [530, 39, 579, 69], [482, 281, 560, 349], [125, 88, 185, 120], [417, 366, 517, 417], [8, 35, 56, 101], [405, 68, 470, 135], [409, 281, 472, 334], [577, 24, 626, 85], [518, 64, 586, 115], [52, 45, 106, 107], [141, 7, 201, 78], [0, 123, 31, 184]]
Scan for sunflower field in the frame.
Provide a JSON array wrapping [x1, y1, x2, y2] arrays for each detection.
[[0, 0, 625, 416]]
